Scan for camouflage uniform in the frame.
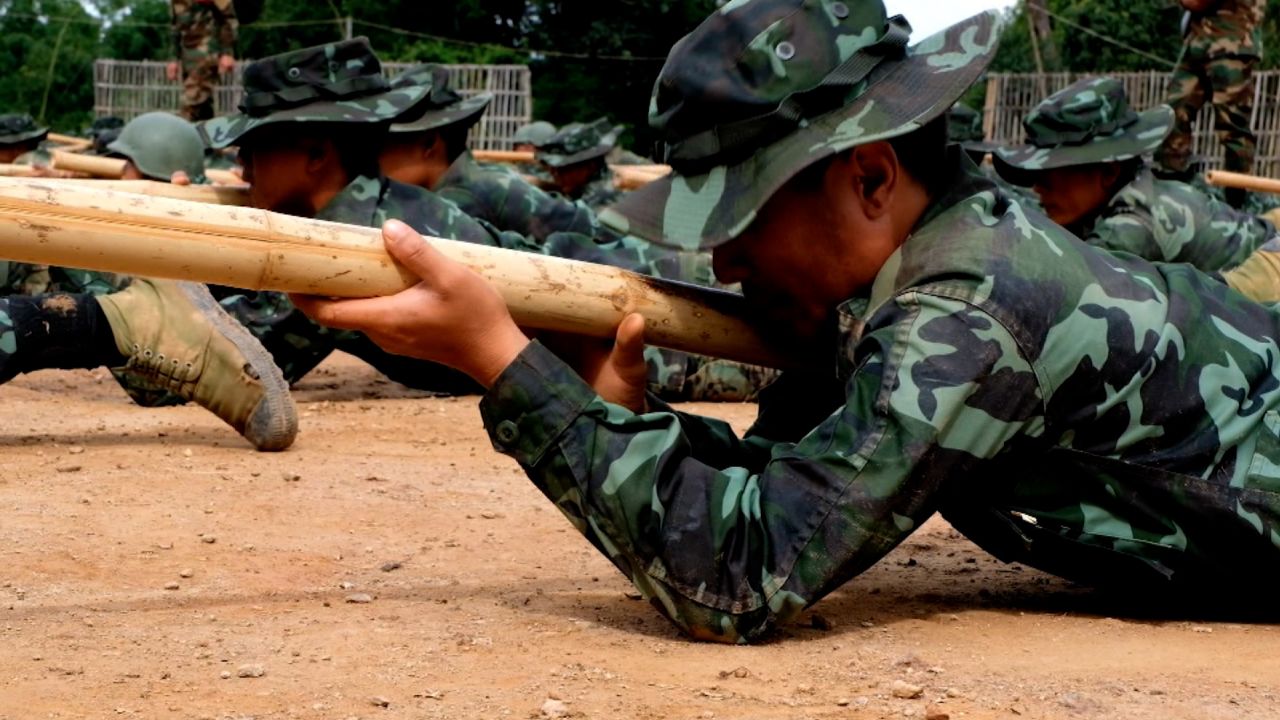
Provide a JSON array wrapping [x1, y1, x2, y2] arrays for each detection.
[[200, 41, 501, 390], [436, 151, 603, 243], [535, 119, 623, 210], [475, 1, 1280, 644], [995, 77, 1272, 271], [171, 0, 238, 122], [1155, 0, 1265, 185], [947, 104, 1039, 209]]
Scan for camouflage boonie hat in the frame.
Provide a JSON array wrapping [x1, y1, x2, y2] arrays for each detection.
[[948, 103, 998, 154], [994, 76, 1174, 187], [597, 0, 1001, 250], [535, 118, 622, 168], [513, 120, 557, 146], [388, 64, 492, 134], [0, 114, 49, 146], [200, 37, 431, 149]]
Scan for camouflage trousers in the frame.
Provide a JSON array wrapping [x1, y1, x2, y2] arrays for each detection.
[[1156, 51, 1258, 176], [180, 55, 219, 122]]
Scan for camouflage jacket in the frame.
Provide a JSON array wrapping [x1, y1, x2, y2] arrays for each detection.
[[435, 151, 602, 243], [1187, 0, 1265, 57], [580, 168, 622, 210], [172, 0, 238, 62], [479, 150, 1280, 643], [1072, 165, 1272, 271], [317, 174, 499, 247]]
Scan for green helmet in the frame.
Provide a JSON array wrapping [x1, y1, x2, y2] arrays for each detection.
[[513, 120, 556, 146], [0, 114, 48, 146], [108, 112, 208, 183]]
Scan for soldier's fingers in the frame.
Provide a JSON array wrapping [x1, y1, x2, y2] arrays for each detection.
[[382, 220, 456, 286], [290, 294, 402, 332]]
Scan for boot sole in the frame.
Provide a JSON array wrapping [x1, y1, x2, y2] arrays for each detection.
[[176, 282, 299, 452]]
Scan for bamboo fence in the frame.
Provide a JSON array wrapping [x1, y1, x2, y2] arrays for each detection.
[[93, 60, 532, 150], [985, 71, 1280, 178]]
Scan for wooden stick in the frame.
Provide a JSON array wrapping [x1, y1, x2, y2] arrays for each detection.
[[206, 168, 246, 186], [474, 149, 535, 164], [52, 149, 125, 178], [0, 164, 39, 177], [1205, 169, 1280, 195], [0, 178, 789, 369], [42, 178, 249, 206], [47, 133, 94, 153]]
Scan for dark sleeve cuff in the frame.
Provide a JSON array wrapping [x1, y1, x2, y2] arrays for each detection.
[[479, 340, 600, 466]]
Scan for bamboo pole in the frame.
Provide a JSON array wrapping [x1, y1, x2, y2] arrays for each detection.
[[0, 178, 789, 369], [52, 150, 125, 178], [1205, 170, 1280, 195], [474, 149, 535, 164], [47, 133, 93, 153], [0, 164, 39, 177], [44, 178, 249, 206], [206, 168, 246, 186]]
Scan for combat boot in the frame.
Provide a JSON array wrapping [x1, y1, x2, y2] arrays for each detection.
[[96, 279, 298, 451]]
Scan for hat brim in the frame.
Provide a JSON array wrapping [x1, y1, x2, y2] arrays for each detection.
[[0, 128, 49, 146], [598, 10, 1002, 251], [992, 106, 1174, 187], [537, 125, 624, 168], [390, 93, 492, 134], [200, 84, 432, 149]]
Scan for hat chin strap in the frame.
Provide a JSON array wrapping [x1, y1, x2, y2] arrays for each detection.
[[661, 14, 912, 175]]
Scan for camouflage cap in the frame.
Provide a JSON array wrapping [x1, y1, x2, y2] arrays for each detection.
[[0, 114, 49, 146], [513, 120, 557, 146], [993, 76, 1174, 187], [948, 103, 998, 154], [89, 116, 125, 136], [199, 37, 431, 149], [388, 63, 492, 134], [535, 118, 622, 168], [597, 0, 1001, 251]]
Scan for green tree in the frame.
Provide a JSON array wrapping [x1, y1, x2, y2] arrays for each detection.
[[0, 0, 101, 130]]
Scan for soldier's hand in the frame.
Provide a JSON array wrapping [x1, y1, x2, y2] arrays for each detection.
[[537, 316, 648, 414], [166, 61, 180, 82], [218, 54, 236, 76], [292, 220, 530, 388]]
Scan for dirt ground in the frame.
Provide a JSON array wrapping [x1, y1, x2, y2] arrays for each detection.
[[0, 354, 1277, 720]]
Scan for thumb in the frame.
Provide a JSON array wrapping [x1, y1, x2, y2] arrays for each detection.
[[611, 313, 648, 378], [383, 219, 451, 285]]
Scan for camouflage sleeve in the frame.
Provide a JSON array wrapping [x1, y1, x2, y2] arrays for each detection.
[[438, 173, 602, 243], [1088, 195, 1273, 272], [212, 0, 237, 56], [171, 0, 187, 59], [479, 292, 1044, 643]]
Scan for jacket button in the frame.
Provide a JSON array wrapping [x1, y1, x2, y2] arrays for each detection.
[[495, 420, 520, 445]]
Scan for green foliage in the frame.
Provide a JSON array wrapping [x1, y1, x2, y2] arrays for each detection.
[[0, 0, 101, 131], [991, 0, 1280, 74]]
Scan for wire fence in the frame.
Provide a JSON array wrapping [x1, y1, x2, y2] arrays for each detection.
[[93, 60, 532, 150], [984, 71, 1280, 177]]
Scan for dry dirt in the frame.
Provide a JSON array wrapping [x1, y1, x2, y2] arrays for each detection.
[[1, 354, 1277, 720]]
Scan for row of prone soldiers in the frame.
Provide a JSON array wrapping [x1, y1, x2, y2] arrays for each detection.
[[2, 37, 1280, 455]]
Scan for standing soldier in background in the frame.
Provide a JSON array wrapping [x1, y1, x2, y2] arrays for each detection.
[[168, 0, 238, 122], [1155, 0, 1266, 208]]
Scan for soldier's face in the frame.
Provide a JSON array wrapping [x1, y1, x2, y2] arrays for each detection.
[[238, 138, 315, 216], [0, 141, 35, 164], [1032, 164, 1121, 228], [713, 146, 911, 348]]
